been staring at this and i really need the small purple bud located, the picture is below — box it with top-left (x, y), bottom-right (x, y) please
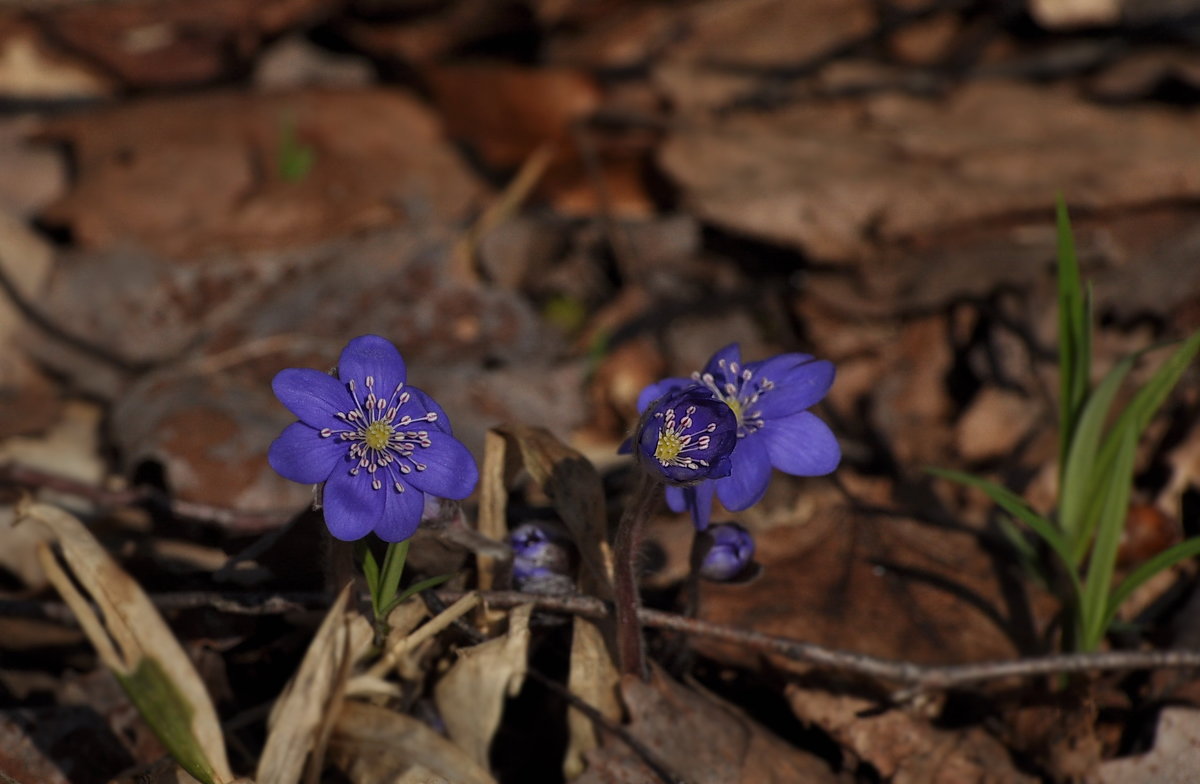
top-left (509, 522), bottom-right (575, 594)
top-left (698, 523), bottom-right (756, 581)
top-left (635, 386), bottom-right (738, 485)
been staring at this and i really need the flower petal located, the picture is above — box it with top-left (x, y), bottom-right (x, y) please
top-left (322, 467), bottom-right (382, 541)
top-left (749, 358), bottom-right (834, 420)
top-left (636, 377), bottom-right (691, 413)
top-left (759, 411), bottom-right (841, 477)
top-left (336, 335), bottom-right (408, 403)
top-left (700, 344), bottom-right (742, 388)
top-left (268, 422), bottom-right (344, 484)
top-left (405, 385), bottom-right (453, 434)
top-left (373, 484), bottom-right (425, 542)
top-left (399, 431), bottom-right (479, 500)
top-left (664, 484), bottom-right (688, 513)
top-left (272, 368), bottom-right (349, 429)
top-left (715, 435), bottom-right (772, 511)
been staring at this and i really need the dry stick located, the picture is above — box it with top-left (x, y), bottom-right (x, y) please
top-left (0, 462), bottom-right (292, 532)
top-left (612, 472), bottom-right (662, 680)
top-left (440, 590), bottom-right (1200, 698)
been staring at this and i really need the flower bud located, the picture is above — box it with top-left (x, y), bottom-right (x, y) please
top-left (698, 523), bottom-right (756, 582)
top-left (509, 522), bottom-right (575, 594)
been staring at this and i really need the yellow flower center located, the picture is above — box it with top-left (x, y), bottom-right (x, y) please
top-left (363, 421), bottom-right (393, 451)
top-left (654, 431), bottom-right (683, 463)
top-left (724, 396), bottom-right (742, 422)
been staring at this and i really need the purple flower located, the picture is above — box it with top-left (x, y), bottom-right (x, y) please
top-left (268, 335), bottom-right (478, 542)
top-left (636, 343), bottom-right (839, 529)
top-left (698, 523), bottom-right (756, 581)
top-left (634, 386), bottom-right (739, 484)
top-left (509, 522), bottom-right (574, 594)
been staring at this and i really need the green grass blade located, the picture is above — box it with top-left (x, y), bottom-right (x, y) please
top-left (927, 468), bottom-right (1081, 600)
top-left (1103, 537), bottom-right (1200, 634)
top-left (386, 572), bottom-right (457, 616)
top-left (1078, 426), bottom-right (1137, 651)
top-left (1079, 331), bottom-right (1200, 559)
top-left (1056, 197), bottom-right (1091, 473)
top-left (1061, 355), bottom-right (1135, 562)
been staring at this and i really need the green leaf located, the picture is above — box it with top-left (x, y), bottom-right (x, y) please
top-left (1103, 537), bottom-right (1200, 634)
top-left (117, 657), bottom-right (218, 784)
top-left (278, 115), bottom-right (315, 183)
top-left (362, 546), bottom-right (381, 617)
top-left (1056, 196), bottom-right (1091, 474)
top-left (1060, 354), bottom-right (1135, 562)
top-left (378, 539), bottom-right (411, 621)
top-left (927, 468), bottom-right (1081, 601)
top-left (385, 572), bottom-right (457, 616)
top-left (1078, 426), bottom-right (1137, 651)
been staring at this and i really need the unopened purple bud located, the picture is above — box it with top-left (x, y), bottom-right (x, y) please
top-left (698, 523), bottom-right (756, 581)
top-left (636, 386), bottom-right (738, 485)
top-left (509, 522), bottom-right (574, 594)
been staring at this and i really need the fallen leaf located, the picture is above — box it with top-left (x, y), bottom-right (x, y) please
top-left (38, 88), bottom-right (484, 257)
top-left (328, 700), bottom-right (497, 784)
top-left (786, 684), bottom-right (1036, 783)
top-left (579, 667), bottom-right (838, 784)
top-left (17, 501), bottom-right (235, 784)
top-left (494, 424), bottom-right (613, 597)
top-left (563, 617), bottom-right (622, 779)
top-left (257, 584), bottom-right (373, 784)
top-left (660, 82), bottom-right (1200, 261)
top-left (434, 604), bottom-right (533, 769)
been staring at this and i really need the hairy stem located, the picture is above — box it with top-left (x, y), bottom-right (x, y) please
top-left (613, 471), bottom-right (662, 680)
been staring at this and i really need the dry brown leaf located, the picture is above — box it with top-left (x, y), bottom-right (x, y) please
top-left (16, 501), bottom-right (235, 784)
top-left (660, 81), bottom-right (1200, 261)
top-left (494, 424), bottom-right (613, 597)
top-left (579, 667), bottom-right (837, 784)
top-left (38, 89), bottom-right (483, 257)
top-left (563, 617), bottom-right (622, 779)
top-left (257, 584), bottom-right (373, 784)
top-left (433, 604), bottom-right (533, 769)
top-left (328, 701), bottom-right (496, 784)
top-left (787, 684), bottom-right (1035, 783)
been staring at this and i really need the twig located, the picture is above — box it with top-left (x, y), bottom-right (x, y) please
top-left (0, 591), bottom-right (328, 623)
top-left (441, 590), bottom-right (1200, 698)
top-left (0, 462), bottom-right (293, 531)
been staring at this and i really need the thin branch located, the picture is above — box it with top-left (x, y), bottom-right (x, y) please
top-left (0, 462), bottom-right (292, 531)
top-left (437, 590), bottom-right (1200, 698)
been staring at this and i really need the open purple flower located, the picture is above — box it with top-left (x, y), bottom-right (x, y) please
top-left (635, 343), bottom-right (839, 528)
top-left (268, 335), bottom-right (478, 543)
top-left (634, 386), bottom-right (738, 484)
top-left (698, 523), bottom-right (756, 581)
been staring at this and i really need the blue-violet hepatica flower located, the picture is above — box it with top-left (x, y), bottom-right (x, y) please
top-left (698, 523), bottom-right (756, 581)
top-left (268, 335), bottom-right (479, 543)
top-left (635, 386), bottom-right (739, 484)
top-left (636, 343), bottom-right (840, 529)
top-left (509, 522), bottom-right (574, 594)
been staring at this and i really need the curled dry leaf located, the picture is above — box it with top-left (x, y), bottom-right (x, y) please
top-left (433, 604), bottom-right (534, 769)
top-left (257, 584), bottom-right (373, 784)
top-left (16, 501), bottom-right (234, 784)
top-left (328, 701), bottom-right (496, 784)
top-left (563, 617), bottom-right (622, 780)
top-left (493, 424), bottom-right (613, 597)
top-left (1096, 707), bottom-right (1200, 784)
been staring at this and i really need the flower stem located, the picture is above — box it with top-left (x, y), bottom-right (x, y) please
top-left (613, 471), bottom-right (661, 680)
top-left (370, 538), bottom-right (409, 642)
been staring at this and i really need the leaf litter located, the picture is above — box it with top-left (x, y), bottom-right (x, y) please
top-left (4, 2), bottom-right (1200, 783)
